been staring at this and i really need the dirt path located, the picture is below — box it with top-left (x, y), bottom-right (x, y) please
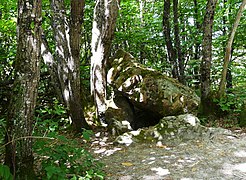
top-left (90, 130), bottom-right (246, 180)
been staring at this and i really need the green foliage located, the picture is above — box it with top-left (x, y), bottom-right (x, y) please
top-left (0, 0), bottom-right (17, 81)
top-left (34, 133), bottom-right (104, 180)
top-left (113, 0), bottom-right (168, 71)
top-left (0, 164), bottom-right (13, 180)
top-left (213, 91), bottom-right (245, 113)
top-left (35, 99), bottom-right (68, 133)
top-left (82, 129), bottom-right (94, 142)
top-left (34, 102), bottom-right (104, 179)
top-left (0, 0), bottom-right (245, 178)
top-left (80, 65), bottom-right (91, 100)
top-left (37, 100), bottom-right (66, 116)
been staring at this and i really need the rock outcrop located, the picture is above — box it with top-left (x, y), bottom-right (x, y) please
top-left (113, 114), bottom-right (233, 146)
top-left (106, 49), bottom-right (200, 130)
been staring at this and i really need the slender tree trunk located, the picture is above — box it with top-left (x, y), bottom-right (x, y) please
top-left (222, 0), bottom-right (233, 92)
top-left (173, 0), bottom-right (185, 84)
top-left (5, 0), bottom-right (42, 178)
top-left (163, 0), bottom-right (179, 79)
top-left (222, 0), bottom-right (228, 35)
top-left (193, 0), bottom-right (202, 88)
top-left (69, 0), bottom-right (90, 131)
top-left (200, 0), bottom-right (218, 115)
top-left (41, 34), bottom-right (63, 102)
top-left (139, 0), bottom-right (146, 64)
top-left (218, 0), bottom-right (246, 97)
top-left (50, 0), bottom-right (71, 108)
top-left (90, 0), bottom-right (119, 124)
top-left (226, 57), bottom-right (233, 90)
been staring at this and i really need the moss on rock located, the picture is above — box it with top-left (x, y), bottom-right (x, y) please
top-left (107, 49), bottom-right (200, 123)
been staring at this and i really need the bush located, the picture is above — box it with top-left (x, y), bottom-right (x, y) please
top-left (213, 92), bottom-right (244, 114)
top-left (33, 103), bottom-right (105, 179)
top-left (33, 133), bottom-right (105, 180)
top-left (0, 164), bottom-right (13, 180)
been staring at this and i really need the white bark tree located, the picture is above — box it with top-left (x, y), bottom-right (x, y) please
top-left (218, 0), bottom-right (246, 97)
top-left (41, 0), bottom-right (90, 131)
top-left (90, 0), bottom-right (119, 124)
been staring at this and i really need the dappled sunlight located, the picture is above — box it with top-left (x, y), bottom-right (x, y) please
top-left (91, 132), bottom-right (123, 157)
top-left (95, 131), bottom-right (246, 179)
top-left (115, 133), bottom-right (133, 146)
top-left (107, 68), bottom-right (116, 84)
top-left (122, 75), bottom-right (143, 89)
top-left (234, 163), bottom-right (246, 173)
top-left (234, 150), bottom-right (246, 157)
top-left (67, 58), bottom-right (75, 72)
top-left (41, 43), bottom-right (54, 65)
top-left (63, 88), bottom-right (69, 102)
top-left (151, 167), bottom-right (170, 176)
top-left (106, 98), bottom-right (120, 109)
top-left (222, 162), bottom-right (246, 175)
top-left (183, 114), bottom-right (198, 126)
top-left (56, 46), bottom-right (65, 59)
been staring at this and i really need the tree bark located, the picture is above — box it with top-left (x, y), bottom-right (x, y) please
top-left (90, 0), bottom-right (119, 124)
top-left (200, 0), bottom-right (218, 115)
top-left (69, 0), bottom-right (90, 131)
top-left (173, 0), bottom-right (185, 84)
top-left (42, 0), bottom-right (89, 131)
top-left (41, 34), bottom-right (63, 102)
top-left (218, 0), bottom-right (246, 97)
top-left (5, 0), bottom-right (42, 178)
top-left (139, 0), bottom-right (146, 64)
top-left (193, 0), bottom-right (202, 88)
top-left (163, 0), bottom-right (179, 79)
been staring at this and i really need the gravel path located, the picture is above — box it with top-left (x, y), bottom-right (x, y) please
top-left (90, 130), bottom-right (246, 180)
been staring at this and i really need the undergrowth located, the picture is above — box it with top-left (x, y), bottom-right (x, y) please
top-left (0, 100), bottom-right (105, 179)
top-left (33, 132), bottom-right (104, 180)
top-left (33, 101), bottom-right (105, 179)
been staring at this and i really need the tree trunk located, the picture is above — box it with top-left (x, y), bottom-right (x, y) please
top-left (163, 0), bottom-right (179, 79)
top-left (193, 0), bottom-right (202, 88)
top-left (90, 0), bottom-right (119, 124)
top-left (226, 60), bottom-right (233, 90)
top-left (218, 0), bottom-right (246, 97)
top-left (41, 34), bottom-right (63, 103)
top-left (69, 0), bottom-right (90, 131)
top-left (139, 0), bottom-right (146, 64)
top-left (5, 0), bottom-right (42, 178)
top-left (173, 0), bottom-right (185, 84)
top-left (42, 0), bottom-right (89, 131)
top-left (200, 0), bottom-right (218, 115)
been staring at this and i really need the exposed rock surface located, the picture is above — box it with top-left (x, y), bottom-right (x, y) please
top-left (99, 132), bottom-right (246, 180)
top-left (90, 122), bottom-right (246, 180)
top-left (106, 49), bottom-right (200, 130)
top-left (114, 114), bottom-right (208, 146)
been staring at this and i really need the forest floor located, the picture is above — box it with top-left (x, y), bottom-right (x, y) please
top-left (89, 127), bottom-right (246, 180)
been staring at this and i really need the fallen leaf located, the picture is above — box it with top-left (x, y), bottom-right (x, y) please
top-left (192, 167), bottom-right (197, 172)
top-left (121, 162), bottom-right (134, 166)
top-left (156, 144), bottom-right (167, 148)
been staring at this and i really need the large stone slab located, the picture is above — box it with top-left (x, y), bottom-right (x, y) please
top-left (106, 49), bottom-right (200, 130)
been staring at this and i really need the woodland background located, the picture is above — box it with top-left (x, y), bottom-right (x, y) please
top-left (0, 0), bottom-right (245, 179)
